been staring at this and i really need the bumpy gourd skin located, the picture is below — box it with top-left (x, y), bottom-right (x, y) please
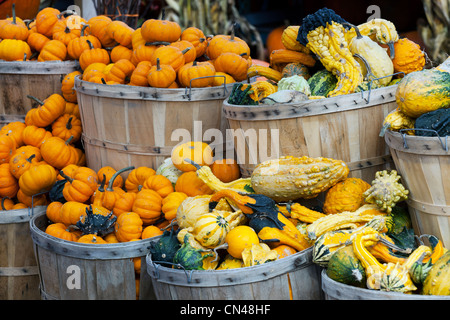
top-left (297, 8), bottom-right (363, 96)
top-left (251, 156), bottom-right (349, 202)
top-left (363, 170), bottom-right (409, 213)
top-left (345, 19), bottom-right (399, 54)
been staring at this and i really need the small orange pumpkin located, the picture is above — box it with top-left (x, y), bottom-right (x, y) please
top-left (210, 159), bottom-right (241, 183)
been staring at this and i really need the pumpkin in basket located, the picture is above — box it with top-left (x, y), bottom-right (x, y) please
top-left (132, 189), bottom-right (163, 225)
top-left (178, 60), bottom-right (216, 88)
top-left (180, 27), bottom-right (208, 58)
top-left (0, 163), bottom-right (18, 198)
top-left (105, 20), bottom-right (134, 47)
top-left (25, 94), bottom-right (66, 128)
top-left (38, 39), bottom-right (67, 61)
top-left (0, 39), bottom-right (32, 61)
top-left (114, 211), bottom-right (143, 242)
top-left (206, 26), bottom-right (250, 60)
top-left (171, 141), bottom-right (213, 172)
top-left (67, 24), bottom-right (102, 60)
top-left (141, 18), bottom-right (182, 44)
top-left (61, 71), bottom-right (82, 103)
top-left (0, 4), bottom-right (28, 41)
top-left (147, 58), bottom-right (176, 88)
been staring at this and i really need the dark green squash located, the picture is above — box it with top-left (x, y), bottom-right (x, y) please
top-left (75, 205), bottom-right (116, 236)
top-left (173, 234), bottom-right (213, 270)
top-left (49, 179), bottom-right (67, 203)
top-left (414, 108), bottom-right (450, 137)
top-left (227, 83), bottom-right (258, 105)
top-left (307, 69), bottom-right (338, 96)
top-left (386, 205), bottom-right (412, 235)
top-left (326, 245), bottom-right (367, 288)
top-left (149, 227), bottom-right (181, 267)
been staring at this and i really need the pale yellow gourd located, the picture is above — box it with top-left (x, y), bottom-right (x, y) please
top-left (348, 24), bottom-right (394, 86)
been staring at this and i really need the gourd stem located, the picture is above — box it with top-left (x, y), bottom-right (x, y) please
top-left (212, 243), bottom-right (228, 262)
top-left (101, 78), bottom-right (107, 85)
top-left (342, 23), bottom-right (362, 39)
top-left (59, 170), bottom-right (74, 183)
top-left (106, 166), bottom-right (135, 191)
top-left (156, 58), bottom-right (161, 71)
top-left (26, 95), bottom-right (44, 106)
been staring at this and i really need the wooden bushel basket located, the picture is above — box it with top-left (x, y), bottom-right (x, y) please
top-left (321, 270), bottom-right (450, 300)
top-left (0, 60), bottom-right (80, 125)
top-left (146, 245), bottom-right (323, 300)
top-left (30, 211), bottom-right (156, 300)
top-left (223, 85), bottom-right (398, 182)
top-left (385, 129), bottom-right (450, 248)
top-left (0, 206), bottom-right (46, 300)
top-left (75, 77), bottom-right (234, 174)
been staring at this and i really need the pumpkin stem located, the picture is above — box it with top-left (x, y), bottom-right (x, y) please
top-left (86, 39), bottom-right (94, 50)
top-left (26, 154), bottom-right (36, 163)
top-left (145, 41), bottom-right (170, 46)
top-left (65, 135), bottom-right (74, 145)
top-left (106, 166), bottom-right (135, 191)
top-left (101, 78), bottom-right (107, 85)
top-left (181, 47), bottom-right (191, 55)
top-left (183, 158), bottom-right (201, 170)
top-left (11, 3), bottom-right (17, 25)
top-left (1, 197), bottom-right (10, 211)
top-left (59, 170), bottom-right (74, 183)
top-left (156, 58), bottom-right (161, 71)
top-left (23, 53), bottom-right (27, 61)
top-left (26, 95), bottom-right (44, 106)
top-left (80, 23), bottom-right (89, 37)
top-left (66, 117), bottom-right (73, 130)
top-left (230, 22), bottom-right (236, 41)
top-left (98, 174), bottom-right (106, 192)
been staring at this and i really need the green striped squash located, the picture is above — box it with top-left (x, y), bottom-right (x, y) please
top-left (326, 245), bottom-right (367, 288)
top-left (396, 69), bottom-right (450, 118)
top-left (307, 69), bottom-right (338, 97)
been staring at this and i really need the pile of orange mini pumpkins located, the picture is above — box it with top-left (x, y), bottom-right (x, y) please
top-left (0, 5), bottom-right (253, 89)
top-left (0, 73), bottom-right (84, 210)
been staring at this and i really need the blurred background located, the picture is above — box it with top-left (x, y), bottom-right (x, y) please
top-left (0, 0), bottom-right (447, 63)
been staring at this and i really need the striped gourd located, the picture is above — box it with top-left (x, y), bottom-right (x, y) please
top-left (312, 217), bottom-right (386, 267)
top-left (307, 69), bottom-right (338, 96)
top-left (396, 69), bottom-right (450, 118)
top-left (192, 210), bottom-right (242, 248)
top-left (326, 246), bottom-right (366, 288)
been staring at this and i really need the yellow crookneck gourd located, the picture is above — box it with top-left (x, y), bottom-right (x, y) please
top-left (379, 108), bottom-right (415, 137)
top-left (352, 227), bottom-right (417, 293)
top-left (187, 159), bottom-right (254, 194)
